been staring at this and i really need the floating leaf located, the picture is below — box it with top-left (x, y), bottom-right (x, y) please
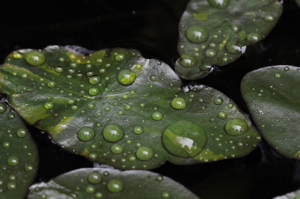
top-left (0, 101), bottom-right (38, 199)
top-left (175, 0), bottom-right (282, 80)
top-left (273, 189), bottom-right (300, 199)
top-left (0, 46), bottom-right (260, 170)
top-left (297, 0), bottom-right (300, 8)
top-left (27, 167), bottom-right (198, 199)
top-left (241, 65), bottom-right (300, 159)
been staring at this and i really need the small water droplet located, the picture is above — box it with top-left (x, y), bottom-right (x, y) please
top-left (77, 127), bottom-right (95, 142)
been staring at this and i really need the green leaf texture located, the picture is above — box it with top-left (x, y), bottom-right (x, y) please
top-left (28, 167), bottom-right (199, 199)
top-left (241, 65), bottom-right (300, 159)
top-left (175, 0), bottom-right (282, 80)
top-left (0, 101), bottom-right (38, 199)
top-left (0, 46), bottom-right (260, 170)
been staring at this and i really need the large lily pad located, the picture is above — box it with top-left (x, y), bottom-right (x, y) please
top-left (28, 167), bottom-right (199, 199)
top-left (0, 101), bottom-right (38, 199)
top-left (0, 46), bottom-right (260, 170)
top-left (241, 65), bottom-right (300, 159)
top-left (273, 189), bottom-right (300, 199)
top-left (175, 0), bottom-right (282, 80)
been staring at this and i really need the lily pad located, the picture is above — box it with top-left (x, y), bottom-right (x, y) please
top-left (297, 0), bottom-right (300, 8)
top-left (0, 46), bottom-right (260, 170)
top-left (0, 101), bottom-right (38, 199)
top-left (241, 65), bottom-right (300, 159)
top-left (273, 189), bottom-right (300, 199)
top-left (175, 0), bottom-right (282, 80)
top-left (27, 167), bottom-right (198, 199)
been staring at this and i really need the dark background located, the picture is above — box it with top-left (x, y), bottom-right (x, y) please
top-left (1, 0), bottom-right (300, 198)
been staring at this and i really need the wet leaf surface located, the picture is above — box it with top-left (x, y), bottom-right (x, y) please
top-left (0, 101), bottom-right (38, 199)
top-left (175, 0), bottom-right (282, 80)
top-left (241, 65), bottom-right (300, 159)
top-left (0, 46), bottom-right (260, 170)
top-left (273, 189), bottom-right (300, 199)
top-left (28, 167), bottom-right (198, 199)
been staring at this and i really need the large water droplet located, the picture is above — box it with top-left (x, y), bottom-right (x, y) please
top-left (118, 69), bottom-right (136, 86)
top-left (162, 121), bottom-right (206, 158)
top-left (86, 185), bottom-right (95, 193)
top-left (208, 0), bottom-right (230, 9)
top-left (115, 54), bottom-right (125, 61)
top-left (89, 88), bottom-right (100, 96)
top-left (111, 144), bottom-right (123, 154)
top-left (171, 97), bottom-right (187, 110)
top-left (214, 97), bottom-right (223, 105)
top-left (136, 146), bottom-right (153, 161)
top-left (103, 124), bottom-right (124, 142)
top-left (89, 76), bottom-right (101, 85)
top-left (205, 49), bottom-right (217, 58)
top-left (26, 51), bottom-right (45, 66)
top-left (186, 25), bottom-right (208, 44)
top-left (7, 156), bottom-right (20, 166)
top-left (13, 51), bottom-right (24, 59)
top-left (226, 40), bottom-right (241, 54)
top-left (152, 112), bottom-right (163, 121)
top-left (0, 103), bottom-right (7, 114)
top-left (77, 127), bottom-right (95, 142)
top-left (17, 128), bottom-right (28, 138)
top-left (44, 102), bottom-right (54, 110)
top-left (134, 126), bottom-right (143, 135)
top-left (179, 54), bottom-right (197, 68)
top-left (225, 118), bottom-right (249, 136)
top-left (107, 180), bottom-right (123, 193)
top-left (88, 172), bottom-right (102, 184)
top-left (247, 33), bottom-right (261, 43)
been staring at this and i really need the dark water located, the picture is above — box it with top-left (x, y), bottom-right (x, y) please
top-left (1, 0), bottom-right (300, 198)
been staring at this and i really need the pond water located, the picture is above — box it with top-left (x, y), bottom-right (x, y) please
top-left (1, 0), bottom-right (300, 198)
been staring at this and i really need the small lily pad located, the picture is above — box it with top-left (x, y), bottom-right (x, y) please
top-left (27, 168), bottom-right (199, 199)
top-left (176, 0), bottom-right (282, 79)
top-left (273, 189), bottom-right (300, 199)
top-left (241, 65), bottom-right (300, 159)
top-left (0, 101), bottom-right (38, 199)
top-left (0, 46), bottom-right (260, 170)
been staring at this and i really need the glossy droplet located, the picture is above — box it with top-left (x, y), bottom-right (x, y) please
top-left (44, 102), bottom-right (54, 110)
top-left (9, 175), bottom-right (16, 181)
top-left (107, 180), bottom-right (124, 193)
top-left (226, 40), bottom-right (241, 54)
top-left (111, 144), bottom-right (123, 154)
top-left (247, 33), bottom-right (261, 43)
top-left (124, 104), bottom-right (132, 111)
top-left (77, 127), bottom-right (95, 142)
top-left (118, 69), bottom-right (136, 86)
top-left (162, 191), bottom-right (171, 198)
top-left (103, 124), bottom-right (124, 142)
top-left (136, 64), bottom-right (142, 69)
top-left (89, 76), bottom-right (101, 85)
top-left (150, 75), bottom-right (156, 82)
top-left (171, 97), bottom-right (186, 110)
top-left (179, 54), bottom-right (197, 68)
top-left (208, 0), bottom-right (229, 9)
top-left (26, 50), bottom-right (45, 66)
top-left (162, 121), bottom-right (206, 158)
top-left (136, 146), bottom-right (153, 161)
top-left (47, 81), bottom-right (56, 88)
top-left (88, 172), bottom-right (102, 184)
top-left (3, 141), bottom-right (10, 148)
top-left (95, 192), bottom-right (103, 198)
top-left (0, 103), bottom-right (7, 114)
top-left (7, 156), bottom-right (20, 166)
top-left (274, 73), bottom-right (281, 78)
top-left (86, 185), bottom-right (95, 193)
top-left (152, 111), bottom-right (163, 121)
top-left (156, 175), bottom-right (163, 181)
top-left (230, 24), bottom-right (241, 33)
top-left (218, 112), bottom-right (227, 119)
top-left (88, 103), bottom-right (95, 109)
top-left (17, 128), bottom-right (28, 138)
top-left (13, 51), bottom-right (24, 59)
top-left (186, 25), bottom-right (208, 44)
top-left (214, 97), bottom-right (223, 105)
top-left (55, 67), bottom-right (63, 73)
top-left (134, 126), bottom-right (143, 135)
top-left (89, 88), bottom-right (100, 96)
top-left (25, 165), bottom-right (33, 172)
top-left (225, 118), bottom-right (249, 136)
top-left (264, 14), bottom-right (274, 22)
top-left (206, 49), bottom-right (216, 58)
top-left (115, 54), bottom-right (125, 61)
top-left (7, 182), bottom-right (17, 190)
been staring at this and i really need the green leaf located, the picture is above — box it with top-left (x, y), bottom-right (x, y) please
top-left (273, 189), bottom-right (300, 199)
top-left (0, 46), bottom-right (260, 170)
top-left (241, 65), bottom-right (300, 159)
top-left (27, 167), bottom-right (199, 199)
top-left (297, 0), bottom-right (300, 8)
top-left (0, 101), bottom-right (38, 199)
top-left (175, 0), bottom-right (282, 80)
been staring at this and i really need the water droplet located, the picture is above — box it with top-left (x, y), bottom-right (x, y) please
top-left (22, 73), bottom-right (28, 78)
top-left (124, 104), bottom-right (132, 111)
top-left (150, 75), bottom-right (157, 82)
top-left (107, 180), bottom-right (123, 193)
top-left (136, 146), bottom-right (153, 161)
top-left (226, 40), bottom-right (241, 54)
top-left (156, 175), bottom-right (163, 181)
top-left (44, 102), bottom-right (54, 110)
top-left (17, 128), bottom-right (28, 138)
top-left (179, 54), bottom-right (197, 68)
top-left (7, 156), bottom-right (20, 166)
top-left (206, 49), bottom-right (216, 58)
top-left (171, 97), bottom-right (187, 110)
top-left (208, 0), bottom-right (229, 9)
top-left (55, 67), bottom-right (63, 73)
top-left (136, 64), bottom-right (142, 69)
top-left (77, 127), bottom-right (95, 142)
top-left (88, 103), bottom-right (95, 109)
top-left (95, 192), bottom-right (103, 198)
top-left (214, 97), bottom-right (223, 105)
top-left (25, 165), bottom-right (33, 172)
top-left (0, 103), bottom-right (7, 114)
top-left (118, 69), bottom-right (136, 86)
top-left (86, 185), bottom-right (95, 193)
top-left (162, 121), bottom-right (206, 158)
top-left (111, 144), bottom-right (123, 154)
top-left (47, 81), bottom-right (56, 88)
top-left (115, 54), bottom-right (125, 61)
top-left (7, 182), bottom-right (17, 190)
top-left (13, 51), bottom-right (24, 59)
top-left (152, 111), bottom-right (163, 121)
top-left (89, 76), bottom-right (101, 85)
top-left (105, 106), bottom-right (111, 112)
top-left (247, 33), bottom-right (261, 42)
top-left (129, 156), bottom-right (136, 161)
top-left (134, 126), bottom-right (143, 135)
top-left (88, 172), bottom-right (102, 184)
top-left (274, 73), bottom-right (281, 78)
top-left (161, 191), bottom-right (171, 198)
top-left (186, 25), bottom-right (208, 43)
top-left (225, 118), bottom-right (249, 136)
top-left (89, 88), bottom-right (100, 96)
top-left (9, 175), bottom-right (16, 181)
top-left (284, 66), bottom-right (289, 71)
top-left (103, 124), bottom-right (124, 142)
top-left (3, 141), bottom-right (10, 148)
top-left (230, 24), bottom-right (241, 33)
top-left (26, 50), bottom-right (45, 66)
top-left (264, 14), bottom-right (274, 22)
